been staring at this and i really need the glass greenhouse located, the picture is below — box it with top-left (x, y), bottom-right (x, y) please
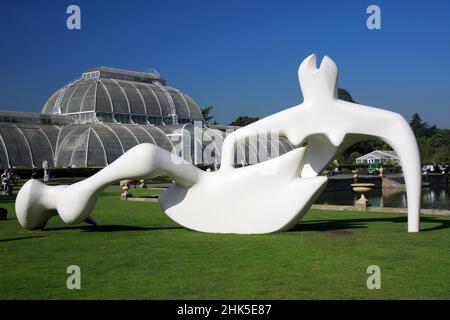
top-left (0, 67), bottom-right (293, 169)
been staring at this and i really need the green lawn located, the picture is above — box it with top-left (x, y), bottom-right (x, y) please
top-left (1, 188), bottom-right (450, 299)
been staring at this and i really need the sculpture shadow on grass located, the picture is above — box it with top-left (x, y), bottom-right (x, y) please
top-left (0, 235), bottom-right (50, 243)
top-left (0, 225), bottom-right (182, 243)
top-left (292, 216), bottom-right (450, 233)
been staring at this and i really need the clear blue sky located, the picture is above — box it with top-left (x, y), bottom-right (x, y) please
top-left (0, 0), bottom-right (449, 127)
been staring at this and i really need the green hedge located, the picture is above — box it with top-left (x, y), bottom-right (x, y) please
top-left (326, 163), bottom-right (403, 174)
top-left (8, 168), bottom-right (173, 183)
top-left (9, 168), bottom-right (101, 179)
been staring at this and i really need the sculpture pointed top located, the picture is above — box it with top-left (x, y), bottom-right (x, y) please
top-left (298, 54), bottom-right (338, 102)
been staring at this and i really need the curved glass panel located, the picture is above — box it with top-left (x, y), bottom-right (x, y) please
top-left (87, 130), bottom-right (107, 167)
top-left (183, 94), bottom-right (204, 120)
top-left (202, 128), bottom-right (224, 165)
top-left (69, 129), bottom-right (89, 168)
top-left (149, 85), bottom-right (172, 117)
top-left (0, 136), bottom-right (9, 168)
top-left (38, 125), bottom-right (60, 156)
top-left (140, 126), bottom-right (173, 151)
top-left (101, 79), bottom-right (130, 114)
top-left (279, 137), bottom-right (294, 154)
top-left (117, 81), bottom-right (146, 115)
top-left (56, 125), bottom-right (89, 167)
top-left (124, 125), bottom-right (156, 144)
top-left (67, 84), bottom-right (90, 113)
top-left (103, 123), bottom-right (139, 152)
top-left (0, 124), bottom-right (32, 167)
top-left (58, 86), bottom-right (77, 114)
top-left (247, 138), bottom-right (259, 165)
top-left (42, 89), bottom-right (62, 114)
top-left (91, 124), bottom-right (123, 164)
top-left (167, 88), bottom-right (190, 119)
top-left (234, 142), bottom-right (246, 166)
top-left (96, 81), bottom-right (113, 113)
top-left (134, 84), bottom-right (162, 116)
top-left (80, 83), bottom-right (96, 112)
top-left (56, 125), bottom-right (78, 153)
top-left (18, 125), bottom-right (55, 167)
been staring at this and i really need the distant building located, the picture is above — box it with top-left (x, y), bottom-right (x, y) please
top-left (355, 150), bottom-right (400, 165)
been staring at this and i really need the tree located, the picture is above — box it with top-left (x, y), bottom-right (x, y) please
top-left (409, 113), bottom-right (437, 138)
top-left (201, 106), bottom-right (214, 124)
top-left (338, 88), bottom-right (355, 103)
top-left (335, 88), bottom-right (397, 164)
top-left (416, 128), bottom-right (450, 163)
top-left (346, 151), bottom-right (363, 164)
top-left (338, 139), bottom-right (389, 165)
top-left (229, 116), bottom-right (259, 127)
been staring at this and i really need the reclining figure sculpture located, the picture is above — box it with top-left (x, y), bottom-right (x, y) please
top-left (15, 54), bottom-right (422, 233)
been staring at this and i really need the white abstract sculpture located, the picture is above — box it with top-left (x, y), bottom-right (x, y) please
top-left (15, 54), bottom-right (422, 233)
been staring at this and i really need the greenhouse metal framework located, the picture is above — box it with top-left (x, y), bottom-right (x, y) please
top-left (0, 67), bottom-right (293, 169)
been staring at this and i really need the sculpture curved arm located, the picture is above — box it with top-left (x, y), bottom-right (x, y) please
top-left (298, 101), bottom-right (421, 232)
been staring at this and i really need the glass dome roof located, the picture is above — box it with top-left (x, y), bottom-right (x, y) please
top-left (41, 67), bottom-right (204, 125)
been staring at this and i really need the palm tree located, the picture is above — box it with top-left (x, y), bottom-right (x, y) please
top-left (201, 106), bottom-right (214, 124)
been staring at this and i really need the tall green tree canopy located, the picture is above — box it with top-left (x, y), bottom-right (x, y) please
top-left (409, 112), bottom-right (438, 138)
top-left (335, 88), bottom-right (388, 164)
top-left (411, 113), bottom-right (449, 163)
top-left (338, 88), bottom-right (355, 103)
top-left (229, 116), bottom-right (259, 127)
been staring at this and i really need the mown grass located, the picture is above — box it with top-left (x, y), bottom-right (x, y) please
top-left (1, 188), bottom-right (450, 300)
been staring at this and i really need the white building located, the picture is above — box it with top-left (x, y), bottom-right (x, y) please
top-left (355, 150), bottom-right (400, 164)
